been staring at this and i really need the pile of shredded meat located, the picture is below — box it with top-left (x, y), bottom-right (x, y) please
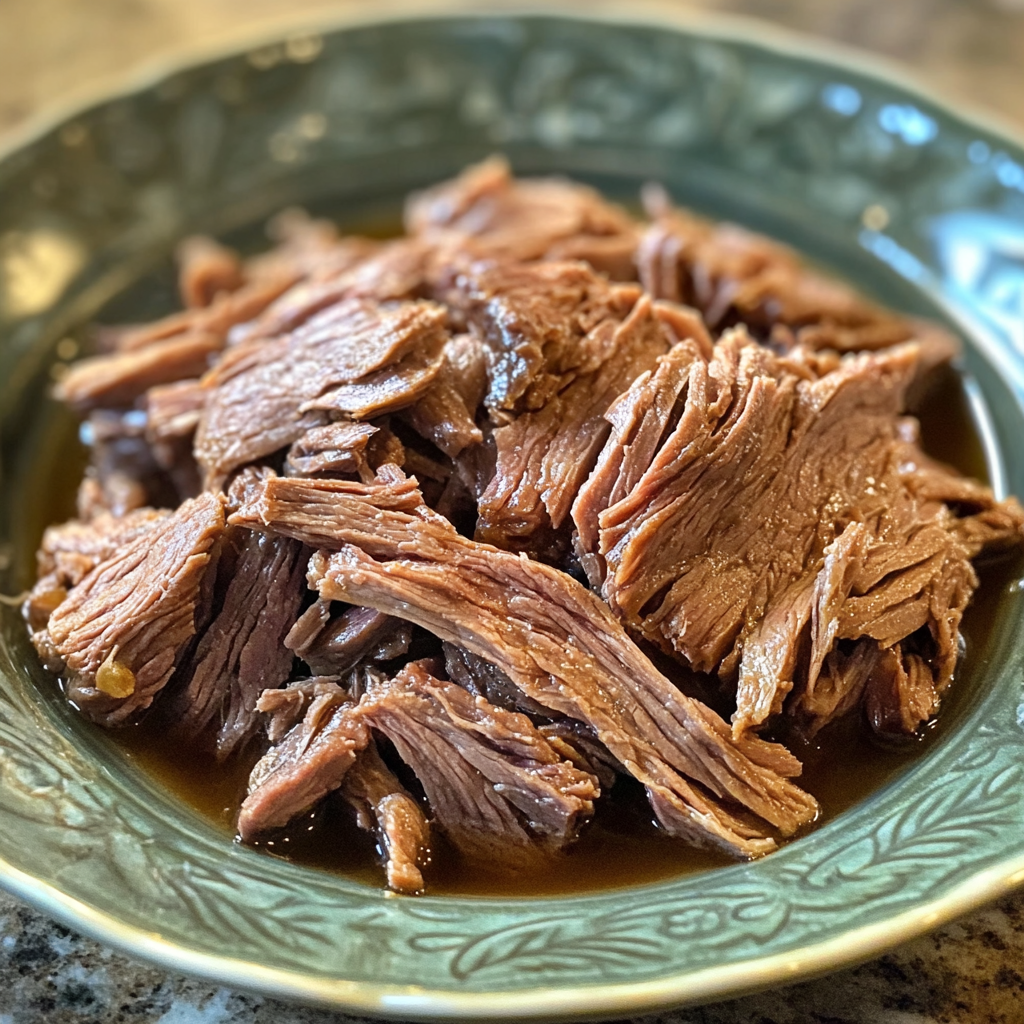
top-left (25, 157), bottom-right (1024, 894)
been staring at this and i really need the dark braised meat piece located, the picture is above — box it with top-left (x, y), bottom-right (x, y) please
top-left (537, 719), bottom-right (621, 791)
top-left (456, 261), bottom-right (675, 558)
top-left (443, 642), bottom-right (554, 718)
top-left (401, 334), bottom-right (485, 459)
top-left (195, 297), bottom-right (448, 488)
top-left (360, 662), bottom-right (598, 859)
top-left (637, 185), bottom-right (960, 354)
top-left (167, 529), bottom-right (308, 759)
top-left (339, 740), bottom-right (431, 894)
top-left (32, 493), bottom-right (225, 726)
top-left (77, 409), bottom-right (180, 517)
top-left (285, 600), bottom-right (412, 676)
top-left (576, 330), bottom-right (1024, 737)
top-left (407, 156), bottom-right (639, 279)
top-left (238, 682), bottom-right (369, 841)
top-left (229, 471), bottom-right (817, 856)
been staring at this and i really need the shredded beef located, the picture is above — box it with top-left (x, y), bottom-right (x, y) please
top-left (30, 163), bottom-right (1024, 895)
top-left (456, 261), bottom-right (675, 556)
top-left (238, 683), bottom-right (369, 840)
top-left (339, 740), bottom-right (430, 894)
top-left (256, 677), bottom-right (344, 743)
top-left (23, 507), bottom-right (171, 632)
top-left (407, 156), bottom-right (638, 279)
top-left (107, 266), bottom-right (300, 355)
top-left (146, 379), bottom-right (206, 444)
top-left (34, 493), bottom-right (225, 726)
top-left (195, 297), bottom-right (448, 487)
top-left (167, 529), bottom-right (308, 758)
top-left (231, 238), bottom-right (429, 347)
top-left (229, 471), bottom-right (816, 855)
top-left (284, 422), bottom-right (378, 477)
top-left (578, 329), bottom-right (1024, 737)
top-left (176, 236), bottom-right (245, 309)
top-left (56, 333), bottom-right (221, 412)
top-left (637, 185), bottom-right (959, 354)
top-left (360, 662), bottom-right (598, 857)
top-left (401, 334), bottom-right (485, 458)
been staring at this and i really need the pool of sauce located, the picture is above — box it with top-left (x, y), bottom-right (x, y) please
top-left (22, 265), bottom-right (1020, 897)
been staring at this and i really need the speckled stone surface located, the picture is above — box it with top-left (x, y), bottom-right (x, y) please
top-left (2, 2), bottom-right (1024, 1022)
top-left (2, 886), bottom-right (1024, 1023)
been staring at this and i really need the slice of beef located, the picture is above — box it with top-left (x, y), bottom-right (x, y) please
top-left (459, 260), bottom-right (644, 412)
top-left (229, 472), bottom-right (817, 855)
top-left (146, 379), bottom-right (207, 445)
top-left (56, 332), bottom-right (221, 412)
top-left (637, 185), bottom-right (958, 353)
top-left (896, 434), bottom-right (1024, 555)
top-left (401, 334), bottom-right (485, 458)
top-left (23, 507), bottom-right (171, 632)
top-left (35, 507), bottom-right (171, 585)
top-left (284, 422), bottom-right (378, 477)
top-left (34, 492), bottom-right (225, 726)
top-left (228, 467), bottom-right (439, 549)
top-left (572, 341), bottom-right (703, 586)
top-left (176, 236), bottom-right (244, 309)
top-left (300, 342), bottom-right (446, 420)
top-left (406, 156), bottom-right (639, 279)
top-left (231, 237), bottom-right (430, 347)
top-left (256, 677), bottom-right (344, 743)
top-left (167, 528), bottom-right (308, 759)
top-left (285, 601), bottom-right (412, 676)
top-left (360, 662), bottom-right (599, 858)
top-left (456, 261), bottom-right (675, 557)
top-left (339, 740), bottom-right (430, 894)
top-left (579, 329), bottom-right (1024, 738)
top-left (238, 682), bottom-right (369, 840)
top-left (195, 297), bottom-right (449, 487)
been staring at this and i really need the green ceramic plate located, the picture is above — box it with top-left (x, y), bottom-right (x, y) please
top-left (2, 6), bottom-right (1024, 1017)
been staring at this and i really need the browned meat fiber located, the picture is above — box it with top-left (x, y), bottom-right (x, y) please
top-left (25, 158), bottom-right (1024, 895)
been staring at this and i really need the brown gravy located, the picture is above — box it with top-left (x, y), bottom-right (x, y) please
top-left (25, 314), bottom-right (1019, 897)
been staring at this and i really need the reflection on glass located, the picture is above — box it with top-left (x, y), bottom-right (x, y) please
top-left (877, 103), bottom-right (938, 145)
top-left (931, 210), bottom-right (1024, 354)
top-left (821, 82), bottom-right (862, 116)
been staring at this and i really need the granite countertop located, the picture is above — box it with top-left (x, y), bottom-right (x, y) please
top-left (2, 1), bottom-right (1024, 1022)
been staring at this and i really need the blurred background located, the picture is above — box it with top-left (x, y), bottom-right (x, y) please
top-left (2, 0), bottom-right (1024, 140)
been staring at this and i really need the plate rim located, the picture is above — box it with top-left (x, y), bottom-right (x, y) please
top-left (2, 4), bottom-right (1024, 1018)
